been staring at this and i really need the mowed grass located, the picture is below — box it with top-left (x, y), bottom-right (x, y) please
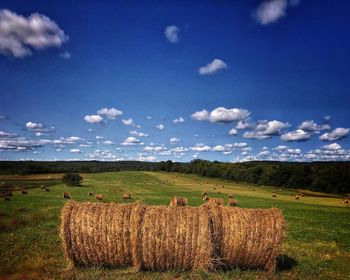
top-left (0, 171), bottom-right (349, 280)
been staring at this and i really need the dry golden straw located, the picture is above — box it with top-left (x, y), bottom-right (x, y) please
top-left (61, 202), bottom-right (285, 273)
top-left (169, 196), bottom-right (188, 207)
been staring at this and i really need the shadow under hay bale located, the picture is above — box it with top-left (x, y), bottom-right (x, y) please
top-left (60, 202), bottom-right (285, 273)
top-left (88, 192), bottom-right (93, 196)
top-left (276, 254), bottom-right (297, 271)
top-left (21, 190), bottom-right (28, 195)
top-left (169, 196), bottom-right (188, 207)
top-left (45, 188), bottom-right (50, 192)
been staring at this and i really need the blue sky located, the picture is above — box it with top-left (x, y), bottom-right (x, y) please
top-left (0, 0), bottom-right (349, 162)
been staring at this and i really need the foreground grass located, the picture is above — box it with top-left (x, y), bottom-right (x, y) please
top-left (0, 171), bottom-right (349, 280)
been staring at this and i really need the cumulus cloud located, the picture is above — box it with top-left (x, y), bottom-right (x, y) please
top-left (121, 136), bottom-right (144, 146)
top-left (165, 25), bottom-right (180, 43)
top-left (69, 149), bottom-right (81, 153)
top-left (319, 128), bottom-right (349, 141)
top-left (156, 124), bottom-right (165, 130)
top-left (84, 115), bottom-right (103, 124)
top-left (173, 117), bottom-right (185, 124)
top-left (228, 128), bottom-right (238, 136)
top-left (191, 144), bottom-right (211, 152)
top-left (97, 107), bottom-right (123, 119)
top-left (298, 120), bottom-right (330, 133)
top-left (191, 109), bottom-right (209, 121)
top-left (243, 120), bottom-right (290, 139)
top-left (122, 118), bottom-right (134, 126)
top-left (0, 9), bottom-right (68, 58)
top-left (129, 131), bottom-right (149, 137)
top-left (322, 143), bottom-right (342, 151)
top-left (210, 107), bottom-right (250, 123)
top-left (103, 140), bottom-right (113, 145)
top-left (254, 0), bottom-right (288, 25)
top-left (199, 59), bottom-right (227, 75)
top-left (170, 137), bottom-right (180, 145)
top-left (281, 129), bottom-right (312, 142)
top-left (26, 121), bottom-right (55, 133)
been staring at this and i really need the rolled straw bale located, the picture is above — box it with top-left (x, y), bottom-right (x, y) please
top-left (123, 193), bottom-right (131, 199)
top-left (61, 202), bottom-right (133, 268)
top-left (207, 197), bottom-right (224, 205)
top-left (88, 192), bottom-right (93, 196)
top-left (95, 194), bottom-right (103, 200)
top-left (61, 202), bottom-right (213, 271)
top-left (294, 195), bottom-right (300, 200)
top-left (272, 192), bottom-right (276, 197)
top-left (228, 194), bottom-right (234, 198)
top-left (203, 205), bottom-right (285, 273)
top-left (227, 198), bottom-right (238, 206)
top-left (169, 196), bottom-right (188, 207)
top-left (64, 192), bottom-right (71, 199)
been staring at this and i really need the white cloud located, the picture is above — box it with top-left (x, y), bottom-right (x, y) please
top-left (274, 145), bottom-right (289, 151)
top-left (0, 9), bottom-right (68, 58)
top-left (84, 115), bottom-right (103, 124)
top-left (236, 120), bottom-right (251, 129)
top-left (26, 121), bottom-right (43, 130)
top-left (298, 120), bottom-right (330, 133)
top-left (69, 149), bottom-right (81, 153)
top-left (199, 59), bottom-right (227, 75)
top-left (129, 131), bottom-right (149, 137)
top-left (319, 128), bottom-right (349, 141)
top-left (281, 129), bottom-right (312, 142)
top-left (191, 109), bottom-right (209, 121)
top-left (0, 115), bottom-right (6, 120)
top-left (254, 0), bottom-right (288, 25)
top-left (173, 117), bottom-right (185, 124)
top-left (191, 144), bottom-right (211, 152)
top-left (165, 25), bottom-right (180, 43)
top-left (60, 51), bottom-right (71, 59)
top-left (209, 107), bottom-right (250, 123)
top-left (170, 137), bottom-right (180, 145)
top-left (170, 147), bottom-right (188, 153)
top-left (144, 146), bottom-right (166, 152)
top-left (97, 107), bottom-right (123, 119)
top-left (146, 116), bottom-right (152, 120)
top-left (122, 118), bottom-right (134, 126)
top-left (121, 136), bottom-right (144, 146)
top-left (156, 124), bottom-right (165, 130)
top-left (103, 140), bottom-right (113, 145)
top-left (244, 120), bottom-right (290, 139)
top-left (228, 128), bottom-right (238, 136)
top-left (322, 143), bottom-right (342, 151)
top-left (212, 145), bottom-right (225, 152)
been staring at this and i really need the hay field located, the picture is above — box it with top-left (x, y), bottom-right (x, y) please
top-left (0, 171), bottom-right (349, 280)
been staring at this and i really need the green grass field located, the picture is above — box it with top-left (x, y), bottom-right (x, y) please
top-left (0, 171), bottom-right (349, 280)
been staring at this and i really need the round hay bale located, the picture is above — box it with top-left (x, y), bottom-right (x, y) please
top-left (202, 191), bottom-right (207, 196)
top-left (169, 196), bottom-right (188, 207)
top-left (64, 192), bottom-right (72, 199)
top-left (207, 197), bottom-right (224, 205)
top-left (272, 192), bottom-right (276, 197)
top-left (61, 201), bottom-right (134, 268)
top-left (294, 195), bottom-right (300, 200)
top-left (204, 205), bottom-right (285, 273)
top-left (95, 194), bottom-right (103, 200)
top-left (343, 199), bottom-right (349, 204)
top-left (228, 194), bottom-right (234, 199)
top-left (123, 193), bottom-right (131, 200)
top-left (227, 198), bottom-right (238, 206)
top-left (88, 192), bottom-right (93, 196)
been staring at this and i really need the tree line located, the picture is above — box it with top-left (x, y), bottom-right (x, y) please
top-left (0, 160), bottom-right (349, 194)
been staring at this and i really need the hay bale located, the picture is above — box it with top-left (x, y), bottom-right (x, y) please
top-left (294, 195), bottom-right (300, 200)
top-left (228, 194), bottom-right (234, 198)
top-left (343, 199), bottom-right (349, 204)
top-left (64, 192), bottom-right (72, 199)
top-left (227, 198), bottom-right (238, 206)
top-left (88, 192), bottom-right (93, 196)
top-left (272, 192), bottom-right (276, 197)
top-left (206, 197), bottom-right (224, 205)
top-left (169, 196), bottom-right (188, 207)
top-left (61, 202), bottom-right (213, 271)
top-left (95, 194), bottom-right (103, 200)
top-left (123, 193), bottom-right (131, 199)
top-left (203, 205), bottom-right (285, 273)
top-left (202, 191), bottom-right (207, 196)
top-left (21, 190), bottom-right (28, 194)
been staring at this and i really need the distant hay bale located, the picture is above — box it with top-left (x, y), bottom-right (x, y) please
top-left (294, 195), bottom-right (300, 200)
top-left (169, 196), bottom-right (188, 207)
top-left (228, 194), bottom-right (234, 198)
top-left (202, 191), bottom-right (207, 196)
top-left (206, 197), bottom-right (224, 205)
top-left (123, 193), bottom-right (131, 199)
top-left (227, 198), bottom-right (238, 206)
top-left (61, 202), bottom-right (213, 271)
top-left (95, 194), bottom-right (103, 200)
top-left (64, 192), bottom-right (72, 199)
top-left (88, 192), bottom-right (93, 196)
top-left (203, 205), bottom-right (285, 273)
top-left (272, 192), bottom-right (277, 197)
top-left (21, 190), bottom-right (28, 195)
top-left (343, 199), bottom-right (349, 204)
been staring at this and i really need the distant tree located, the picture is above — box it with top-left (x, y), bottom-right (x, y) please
top-left (62, 173), bottom-right (83, 186)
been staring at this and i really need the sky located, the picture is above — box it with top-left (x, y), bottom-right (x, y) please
top-left (0, 0), bottom-right (350, 162)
